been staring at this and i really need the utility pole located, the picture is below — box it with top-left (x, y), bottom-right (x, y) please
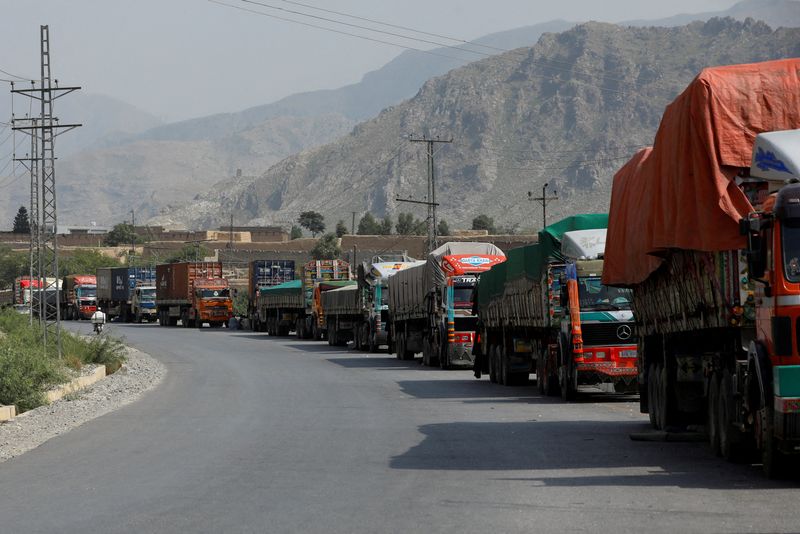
top-left (408, 135), bottom-right (452, 252)
top-left (228, 213), bottom-right (233, 249)
top-left (13, 108), bottom-right (41, 324)
top-left (12, 25), bottom-right (81, 358)
top-left (528, 182), bottom-right (558, 230)
top-left (130, 209), bottom-right (135, 264)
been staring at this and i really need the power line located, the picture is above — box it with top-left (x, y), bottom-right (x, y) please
top-left (209, 0), bottom-right (466, 63)
top-left (274, 0), bottom-right (506, 53)
top-left (0, 66), bottom-right (33, 81)
top-left (212, 1), bottom-right (637, 93)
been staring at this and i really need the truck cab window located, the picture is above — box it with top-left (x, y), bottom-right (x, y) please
top-left (782, 220), bottom-right (800, 283)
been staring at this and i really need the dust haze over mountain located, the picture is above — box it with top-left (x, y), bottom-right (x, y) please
top-left (1, 0), bottom-right (799, 230)
top-left (150, 17), bottom-right (800, 233)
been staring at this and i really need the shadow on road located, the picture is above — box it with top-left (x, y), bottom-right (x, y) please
top-left (389, 420), bottom-right (798, 488)
top-left (283, 343), bottom-right (352, 354)
top-left (324, 356), bottom-right (429, 371)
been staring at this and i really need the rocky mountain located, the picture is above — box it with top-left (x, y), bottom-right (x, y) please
top-left (151, 18), bottom-right (800, 232)
top-left (625, 0), bottom-right (800, 28)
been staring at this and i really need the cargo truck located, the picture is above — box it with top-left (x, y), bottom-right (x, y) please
top-left (96, 267), bottom-right (156, 322)
top-left (389, 242), bottom-right (505, 368)
top-left (246, 260), bottom-right (295, 331)
top-left (61, 275), bottom-right (97, 320)
top-left (477, 216), bottom-right (637, 395)
top-left (255, 260), bottom-right (351, 337)
top-left (13, 276), bottom-right (41, 307)
top-left (603, 59), bottom-right (800, 477)
top-left (319, 283), bottom-right (360, 346)
top-left (156, 262), bottom-right (233, 328)
top-left (352, 257), bottom-right (421, 352)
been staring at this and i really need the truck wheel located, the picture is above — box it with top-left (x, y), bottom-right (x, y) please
top-left (559, 339), bottom-right (576, 401)
top-left (196, 317), bottom-right (203, 329)
top-left (395, 333), bottom-right (403, 360)
top-left (368, 327), bottom-right (378, 353)
top-left (719, 369), bottom-right (746, 462)
top-left (760, 405), bottom-right (788, 479)
top-left (707, 371), bottom-right (721, 456)
top-left (488, 345), bottom-right (498, 384)
top-left (648, 363), bottom-right (659, 428)
top-left (135, 311), bottom-right (142, 324)
top-left (500, 347), bottom-right (510, 386)
top-left (536, 356), bottom-right (545, 394)
top-left (328, 325), bottom-right (335, 346)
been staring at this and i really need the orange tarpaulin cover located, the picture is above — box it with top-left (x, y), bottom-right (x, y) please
top-left (603, 59), bottom-right (800, 286)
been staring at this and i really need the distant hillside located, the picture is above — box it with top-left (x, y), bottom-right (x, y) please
top-left (625, 0), bottom-right (800, 28)
top-left (149, 18), bottom-right (800, 232)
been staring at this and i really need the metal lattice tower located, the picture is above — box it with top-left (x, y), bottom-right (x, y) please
top-left (11, 25), bottom-right (81, 357)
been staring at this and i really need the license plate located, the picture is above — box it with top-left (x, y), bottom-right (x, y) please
top-left (621, 350), bottom-right (637, 358)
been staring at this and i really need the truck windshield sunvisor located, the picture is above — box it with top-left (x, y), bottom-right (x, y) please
top-left (198, 289), bottom-right (230, 298)
top-left (782, 219), bottom-right (800, 283)
top-left (578, 277), bottom-right (632, 311)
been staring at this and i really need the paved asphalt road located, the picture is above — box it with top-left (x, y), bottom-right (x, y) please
top-left (1, 323), bottom-right (800, 533)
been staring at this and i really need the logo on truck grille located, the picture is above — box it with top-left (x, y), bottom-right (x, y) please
top-left (616, 325), bottom-right (632, 340)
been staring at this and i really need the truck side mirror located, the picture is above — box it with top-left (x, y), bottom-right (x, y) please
top-left (741, 215), bottom-right (769, 281)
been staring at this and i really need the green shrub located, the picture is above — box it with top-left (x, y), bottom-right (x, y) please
top-left (0, 309), bottom-right (127, 411)
top-left (0, 340), bottom-right (65, 412)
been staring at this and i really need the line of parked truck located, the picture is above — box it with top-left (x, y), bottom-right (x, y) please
top-left (4, 59), bottom-right (799, 478)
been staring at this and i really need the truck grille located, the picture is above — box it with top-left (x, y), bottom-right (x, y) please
top-left (581, 322), bottom-right (637, 347)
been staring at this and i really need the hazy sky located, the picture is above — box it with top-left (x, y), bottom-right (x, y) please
top-left (1, 0), bottom-right (740, 121)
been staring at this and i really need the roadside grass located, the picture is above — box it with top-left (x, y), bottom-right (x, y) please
top-left (0, 309), bottom-right (126, 412)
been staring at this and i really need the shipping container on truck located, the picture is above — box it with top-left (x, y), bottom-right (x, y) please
top-left (247, 260), bottom-right (295, 331)
top-left (351, 256), bottom-right (420, 353)
top-left (155, 262), bottom-right (233, 328)
top-left (61, 274), bottom-right (97, 320)
top-left (477, 216), bottom-right (637, 394)
top-left (603, 59), bottom-right (800, 477)
top-left (96, 267), bottom-right (157, 322)
top-left (389, 242), bottom-right (505, 368)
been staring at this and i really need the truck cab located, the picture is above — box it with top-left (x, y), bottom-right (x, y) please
top-left (191, 279), bottom-right (233, 327)
top-left (738, 130), bottom-right (800, 472)
top-left (132, 286), bottom-right (157, 322)
top-left (438, 254), bottom-right (505, 368)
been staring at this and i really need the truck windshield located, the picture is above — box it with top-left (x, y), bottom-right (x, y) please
top-left (578, 277), bottom-right (631, 311)
top-left (140, 289), bottom-right (156, 300)
top-left (78, 287), bottom-right (97, 298)
top-left (453, 284), bottom-right (475, 308)
top-left (198, 289), bottom-right (230, 298)
top-left (782, 219), bottom-right (800, 283)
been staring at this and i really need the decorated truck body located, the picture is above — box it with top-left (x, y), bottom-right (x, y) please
top-left (389, 242), bottom-right (505, 368)
top-left (96, 267), bottom-right (157, 322)
top-left (603, 59), bottom-right (800, 477)
top-left (319, 283), bottom-right (360, 346)
top-left (60, 274), bottom-right (97, 320)
top-left (247, 260), bottom-right (295, 330)
top-left (255, 260), bottom-right (351, 337)
top-left (477, 216), bottom-right (637, 395)
top-left (156, 262), bottom-right (233, 328)
top-left (352, 257), bottom-right (421, 352)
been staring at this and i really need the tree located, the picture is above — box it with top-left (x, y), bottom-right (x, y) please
top-left (104, 223), bottom-right (141, 247)
top-left (290, 225), bottom-right (303, 240)
top-left (335, 220), bottom-right (348, 238)
top-left (12, 206), bottom-right (30, 234)
top-left (310, 233), bottom-right (341, 260)
top-left (0, 246), bottom-right (28, 288)
top-left (298, 211), bottom-right (325, 237)
top-left (396, 213), bottom-right (425, 235)
top-left (437, 219), bottom-right (450, 237)
top-left (60, 249), bottom-right (120, 276)
top-left (357, 213), bottom-right (381, 235)
top-left (472, 214), bottom-right (496, 235)
top-left (166, 243), bottom-right (211, 263)
top-left (379, 216), bottom-right (392, 236)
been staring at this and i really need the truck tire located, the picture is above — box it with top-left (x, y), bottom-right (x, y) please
top-left (536, 356), bottom-right (545, 394)
top-left (395, 333), bottom-right (403, 360)
top-left (719, 369), bottom-right (747, 462)
top-left (559, 338), bottom-right (576, 401)
top-left (761, 405), bottom-right (788, 479)
top-left (368, 326), bottom-right (378, 353)
top-left (707, 371), bottom-right (721, 456)
top-left (328, 324), bottom-right (335, 346)
top-left (500, 347), bottom-right (510, 386)
top-left (488, 345), bottom-right (498, 384)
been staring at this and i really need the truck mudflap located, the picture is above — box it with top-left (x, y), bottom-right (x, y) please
top-left (447, 340), bottom-right (475, 367)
